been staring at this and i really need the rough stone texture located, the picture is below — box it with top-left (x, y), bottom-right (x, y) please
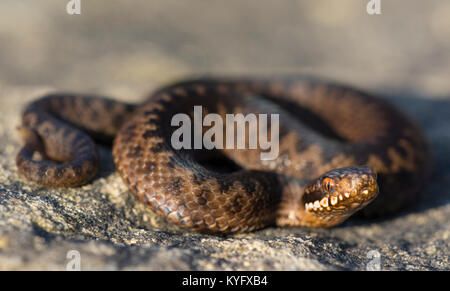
top-left (0, 0), bottom-right (449, 270)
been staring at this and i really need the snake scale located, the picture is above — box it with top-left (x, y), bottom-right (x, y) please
top-left (16, 78), bottom-right (431, 234)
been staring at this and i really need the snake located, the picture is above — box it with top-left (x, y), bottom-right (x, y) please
top-left (15, 77), bottom-right (431, 234)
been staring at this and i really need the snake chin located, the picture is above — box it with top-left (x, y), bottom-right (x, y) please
top-left (301, 166), bottom-right (379, 226)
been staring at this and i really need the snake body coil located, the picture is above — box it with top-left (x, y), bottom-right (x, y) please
top-left (16, 78), bottom-right (431, 234)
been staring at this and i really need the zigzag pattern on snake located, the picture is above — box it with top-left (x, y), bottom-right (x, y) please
top-left (16, 78), bottom-right (431, 234)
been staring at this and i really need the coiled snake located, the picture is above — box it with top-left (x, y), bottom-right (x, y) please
top-left (16, 78), bottom-right (431, 234)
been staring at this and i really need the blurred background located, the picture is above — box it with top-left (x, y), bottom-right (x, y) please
top-left (0, 0), bottom-right (449, 99)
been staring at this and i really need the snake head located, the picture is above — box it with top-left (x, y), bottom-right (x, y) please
top-left (301, 165), bottom-right (379, 227)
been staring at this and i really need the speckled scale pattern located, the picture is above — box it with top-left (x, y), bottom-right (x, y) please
top-left (16, 78), bottom-right (431, 234)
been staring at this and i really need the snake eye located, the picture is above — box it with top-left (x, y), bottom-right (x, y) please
top-left (322, 178), bottom-right (335, 192)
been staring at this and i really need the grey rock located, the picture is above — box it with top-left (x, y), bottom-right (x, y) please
top-left (0, 87), bottom-right (448, 271)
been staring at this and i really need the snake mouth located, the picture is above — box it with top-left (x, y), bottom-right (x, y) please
top-left (302, 166), bottom-right (379, 219)
top-left (304, 185), bottom-right (378, 213)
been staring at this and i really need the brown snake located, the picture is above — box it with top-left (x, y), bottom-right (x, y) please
top-left (16, 78), bottom-right (431, 234)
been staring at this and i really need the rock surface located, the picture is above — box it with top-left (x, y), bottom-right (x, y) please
top-left (0, 0), bottom-right (449, 270)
